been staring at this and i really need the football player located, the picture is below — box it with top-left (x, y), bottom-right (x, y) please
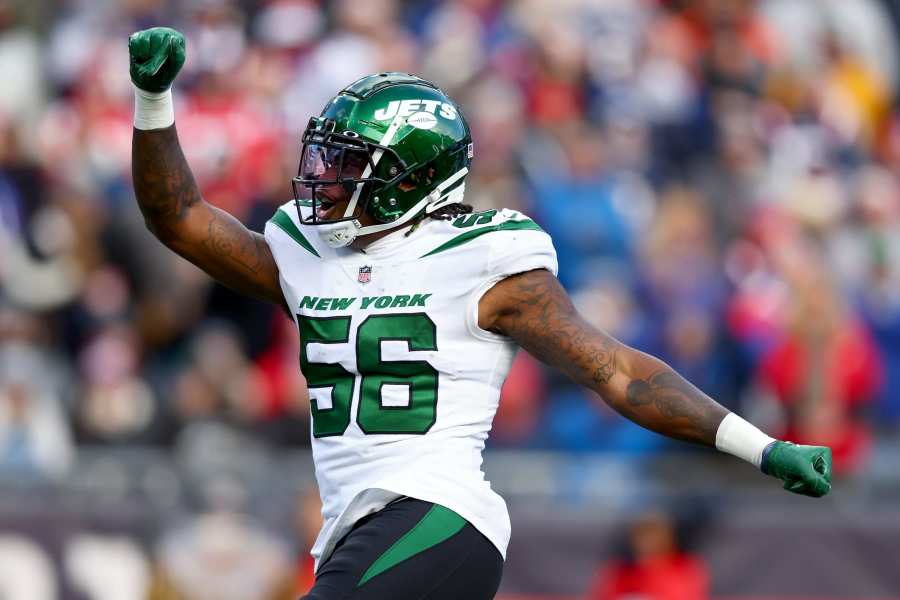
top-left (129, 28), bottom-right (832, 600)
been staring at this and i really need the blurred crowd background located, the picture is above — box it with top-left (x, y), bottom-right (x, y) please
top-left (3, 0), bottom-right (900, 598)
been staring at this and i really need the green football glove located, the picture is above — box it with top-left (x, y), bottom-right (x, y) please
top-left (761, 441), bottom-right (832, 498)
top-left (128, 27), bottom-right (186, 93)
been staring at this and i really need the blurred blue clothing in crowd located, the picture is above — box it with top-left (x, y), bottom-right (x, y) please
top-left (530, 175), bottom-right (634, 291)
top-left (860, 298), bottom-right (900, 426)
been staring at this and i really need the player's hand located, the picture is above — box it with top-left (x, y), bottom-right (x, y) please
top-left (129, 27), bottom-right (186, 93)
top-left (762, 441), bottom-right (832, 497)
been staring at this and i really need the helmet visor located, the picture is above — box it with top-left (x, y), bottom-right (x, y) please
top-left (294, 143), bottom-right (371, 223)
top-left (299, 144), bottom-right (369, 182)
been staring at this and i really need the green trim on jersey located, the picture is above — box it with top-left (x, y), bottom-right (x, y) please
top-left (420, 219), bottom-right (544, 258)
top-left (269, 209), bottom-right (320, 257)
top-left (358, 504), bottom-right (467, 587)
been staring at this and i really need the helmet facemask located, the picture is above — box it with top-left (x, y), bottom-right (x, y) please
top-left (292, 117), bottom-right (410, 229)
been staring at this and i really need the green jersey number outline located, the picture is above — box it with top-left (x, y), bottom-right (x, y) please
top-left (452, 209), bottom-right (497, 229)
top-left (298, 312), bottom-right (438, 437)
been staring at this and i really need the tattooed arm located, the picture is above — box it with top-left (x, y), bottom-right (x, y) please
top-left (132, 126), bottom-right (285, 307)
top-left (479, 268), bottom-right (728, 445)
top-left (480, 267), bottom-right (833, 496)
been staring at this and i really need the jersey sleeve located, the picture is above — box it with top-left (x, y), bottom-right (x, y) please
top-left (264, 201), bottom-right (321, 315)
top-left (263, 220), bottom-right (298, 316)
top-left (465, 209), bottom-right (558, 342)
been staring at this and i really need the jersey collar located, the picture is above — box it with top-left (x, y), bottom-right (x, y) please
top-left (359, 222), bottom-right (416, 257)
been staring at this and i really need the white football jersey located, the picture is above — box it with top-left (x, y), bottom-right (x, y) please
top-left (264, 201), bottom-right (558, 569)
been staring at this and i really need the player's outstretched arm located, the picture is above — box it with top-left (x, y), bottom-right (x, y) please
top-left (480, 268), bottom-right (832, 497)
top-left (130, 27), bottom-right (284, 306)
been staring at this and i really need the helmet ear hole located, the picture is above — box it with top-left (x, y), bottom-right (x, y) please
top-left (398, 165), bottom-right (436, 192)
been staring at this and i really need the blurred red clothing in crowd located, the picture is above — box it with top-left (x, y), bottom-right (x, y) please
top-left (178, 91), bottom-right (281, 218)
top-left (758, 319), bottom-right (882, 475)
top-left (294, 553), bottom-right (315, 596)
top-left (586, 513), bottom-right (709, 600)
top-left (588, 555), bottom-right (709, 600)
top-left (255, 314), bottom-right (307, 420)
top-left (658, 0), bottom-right (782, 67)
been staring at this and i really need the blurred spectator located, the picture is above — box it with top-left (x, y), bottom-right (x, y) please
top-left (290, 486), bottom-right (322, 596)
top-left (0, 0), bottom-right (44, 126)
top-left (756, 232), bottom-right (882, 475)
top-left (178, 2), bottom-right (282, 218)
top-left (585, 511), bottom-right (709, 600)
top-left (493, 352), bottom-right (546, 446)
top-left (525, 121), bottom-right (637, 291)
top-left (0, 345), bottom-right (73, 480)
top-left (830, 166), bottom-right (900, 428)
top-left (74, 322), bottom-right (166, 445)
top-left (147, 477), bottom-right (294, 600)
top-left (281, 0), bottom-right (416, 132)
top-left (0, 116), bottom-right (84, 310)
top-left (170, 321), bottom-right (270, 440)
top-left (637, 186), bottom-right (745, 410)
top-left (817, 31), bottom-right (889, 150)
top-left (251, 314), bottom-right (311, 446)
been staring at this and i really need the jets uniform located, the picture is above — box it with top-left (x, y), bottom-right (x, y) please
top-left (265, 203), bottom-right (557, 568)
top-left (264, 70), bottom-right (556, 598)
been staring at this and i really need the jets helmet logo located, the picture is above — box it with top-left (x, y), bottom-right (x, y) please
top-left (373, 99), bottom-right (458, 122)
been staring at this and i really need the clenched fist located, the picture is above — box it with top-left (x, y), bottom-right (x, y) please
top-left (763, 441), bottom-right (832, 497)
top-left (129, 27), bottom-right (186, 93)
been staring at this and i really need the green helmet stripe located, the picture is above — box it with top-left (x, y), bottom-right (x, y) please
top-left (345, 111), bottom-right (407, 219)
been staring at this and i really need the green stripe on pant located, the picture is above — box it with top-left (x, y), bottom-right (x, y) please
top-left (357, 504), bottom-right (467, 587)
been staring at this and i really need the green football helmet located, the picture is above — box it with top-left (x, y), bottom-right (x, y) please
top-left (293, 72), bottom-right (473, 247)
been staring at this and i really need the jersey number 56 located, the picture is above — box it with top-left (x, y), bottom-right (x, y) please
top-left (298, 313), bottom-right (438, 437)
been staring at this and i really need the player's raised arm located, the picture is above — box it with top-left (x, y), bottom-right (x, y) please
top-left (480, 268), bottom-right (832, 498)
top-left (129, 27), bottom-right (284, 306)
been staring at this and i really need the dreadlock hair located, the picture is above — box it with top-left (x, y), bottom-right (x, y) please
top-left (429, 203), bottom-right (474, 220)
top-left (405, 202), bottom-right (473, 236)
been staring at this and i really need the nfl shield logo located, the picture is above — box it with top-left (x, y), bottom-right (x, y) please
top-left (358, 265), bottom-right (372, 284)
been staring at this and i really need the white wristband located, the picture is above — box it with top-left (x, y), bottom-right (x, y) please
top-left (133, 85), bottom-right (174, 130)
top-left (715, 412), bottom-right (776, 469)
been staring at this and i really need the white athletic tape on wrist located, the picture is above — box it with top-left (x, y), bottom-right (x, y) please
top-left (715, 412), bottom-right (776, 469)
top-left (133, 85), bottom-right (174, 130)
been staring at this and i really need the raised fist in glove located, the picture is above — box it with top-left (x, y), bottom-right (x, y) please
top-left (762, 441), bottom-right (832, 497)
top-left (129, 27), bottom-right (186, 93)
